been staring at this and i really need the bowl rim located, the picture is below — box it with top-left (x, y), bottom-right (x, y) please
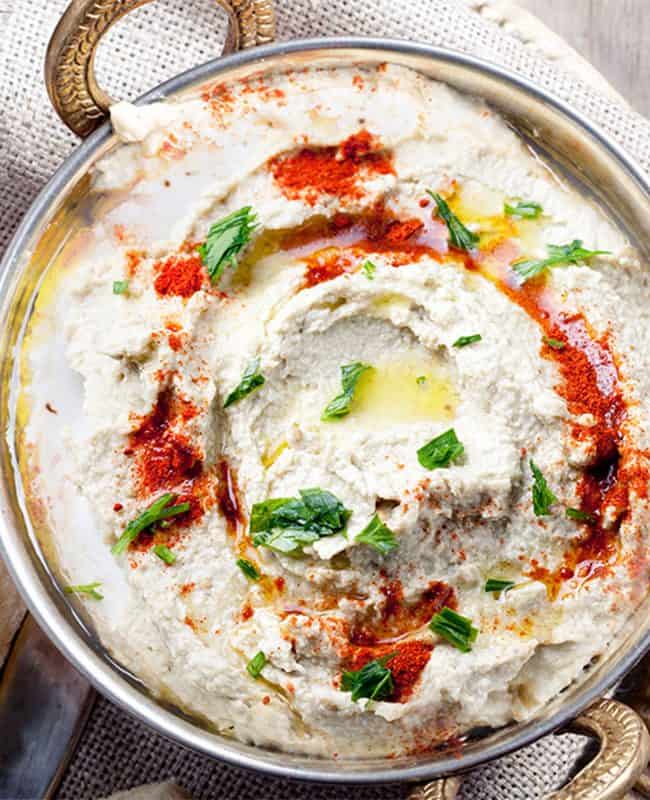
top-left (1, 35), bottom-right (649, 785)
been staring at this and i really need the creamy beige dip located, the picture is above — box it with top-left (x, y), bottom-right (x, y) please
top-left (20, 64), bottom-right (650, 758)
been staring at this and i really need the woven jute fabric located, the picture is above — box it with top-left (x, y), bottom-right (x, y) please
top-left (0, 0), bottom-right (648, 797)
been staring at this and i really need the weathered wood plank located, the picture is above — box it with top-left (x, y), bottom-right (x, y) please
top-left (520, 0), bottom-right (649, 115)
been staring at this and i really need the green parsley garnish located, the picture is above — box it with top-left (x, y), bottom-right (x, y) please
top-left (544, 337), bottom-right (566, 350)
top-left (341, 654), bottom-right (395, 703)
top-left (251, 488), bottom-right (351, 556)
top-left (504, 200), bottom-right (543, 219)
top-left (64, 582), bottom-right (103, 600)
top-left (236, 558), bottom-right (261, 581)
top-left (428, 191), bottom-right (479, 251)
top-left (113, 280), bottom-right (129, 295)
top-left (361, 260), bottom-right (376, 280)
top-left (246, 651), bottom-right (267, 679)
top-left (198, 206), bottom-right (257, 283)
top-left (453, 334), bottom-right (482, 348)
top-left (530, 460), bottom-right (558, 517)
top-left (224, 357), bottom-right (265, 408)
top-left (417, 428), bottom-right (464, 470)
top-left (355, 514), bottom-right (398, 555)
top-left (416, 376), bottom-right (427, 385)
top-left (512, 240), bottom-right (610, 283)
top-left (321, 362), bottom-right (372, 421)
top-left (485, 578), bottom-right (515, 595)
top-left (566, 507), bottom-right (596, 524)
top-left (111, 493), bottom-right (190, 555)
top-left (152, 544), bottom-right (176, 565)
top-left (429, 607), bottom-right (478, 652)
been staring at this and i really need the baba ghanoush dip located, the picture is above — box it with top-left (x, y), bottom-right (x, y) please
top-left (19, 64), bottom-right (650, 758)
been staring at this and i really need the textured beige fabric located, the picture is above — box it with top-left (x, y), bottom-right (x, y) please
top-left (100, 781), bottom-right (191, 800)
top-left (0, 557), bottom-right (25, 666)
top-left (0, 0), bottom-right (648, 798)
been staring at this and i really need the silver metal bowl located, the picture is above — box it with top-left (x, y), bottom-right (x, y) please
top-left (1, 2), bottom-right (649, 797)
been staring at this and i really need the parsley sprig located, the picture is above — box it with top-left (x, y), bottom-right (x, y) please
top-left (566, 507), bottom-right (596, 524)
top-left (65, 582), bottom-right (103, 600)
top-left (112, 493), bottom-right (190, 555)
top-left (504, 200), bottom-right (543, 219)
top-left (362, 260), bottom-right (376, 280)
top-left (485, 578), bottom-right (515, 595)
top-left (530, 460), bottom-right (558, 516)
top-left (199, 206), bottom-right (257, 283)
top-left (236, 558), bottom-right (261, 581)
top-left (224, 358), bottom-right (265, 408)
top-left (341, 654), bottom-right (395, 702)
top-left (429, 607), bottom-right (478, 652)
top-left (322, 362), bottom-right (372, 421)
top-left (512, 240), bottom-right (610, 283)
top-left (153, 545), bottom-right (176, 565)
top-left (429, 191), bottom-right (479, 251)
top-left (355, 514), bottom-right (398, 555)
top-left (417, 428), bottom-right (464, 470)
top-left (251, 488), bottom-right (351, 556)
top-left (453, 334), bottom-right (482, 348)
top-left (247, 651), bottom-right (267, 679)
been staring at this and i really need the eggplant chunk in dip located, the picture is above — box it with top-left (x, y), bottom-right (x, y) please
top-left (21, 64), bottom-right (650, 758)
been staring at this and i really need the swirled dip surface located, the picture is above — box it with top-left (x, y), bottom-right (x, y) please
top-left (22, 65), bottom-right (650, 758)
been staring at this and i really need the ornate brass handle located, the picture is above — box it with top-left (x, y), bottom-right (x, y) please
top-left (44, 0), bottom-right (276, 137)
top-left (409, 698), bottom-right (650, 800)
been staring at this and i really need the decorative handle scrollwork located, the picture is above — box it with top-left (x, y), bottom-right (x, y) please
top-left (408, 698), bottom-right (650, 800)
top-left (45, 0), bottom-right (275, 137)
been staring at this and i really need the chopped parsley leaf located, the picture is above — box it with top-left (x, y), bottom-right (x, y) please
top-left (428, 191), bottom-right (479, 251)
top-left (251, 488), bottom-right (351, 556)
top-left (111, 493), bottom-right (190, 555)
top-left (453, 334), bottom-right (482, 348)
top-left (64, 582), bottom-right (103, 600)
top-left (362, 259), bottom-right (376, 280)
top-left (236, 558), bottom-right (261, 581)
top-left (355, 514), bottom-right (398, 555)
top-left (417, 428), bottom-right (464, 470)
top-left (199, 206), bottom-right (257, 283)
top-left (341, 654), bottom-right (395, 702)
top-left (321, 362), bottom-right (372, 421)
top-left (416, 376), bottom-right (427, 385)
top-left (504, 200), bottom-right (543, 219)
top-left (224, 357), bottom-right (265, 408)
top-left (152, 545), bottom-right (176, 565)
top-left (544, 337), bottom-right (566, 350)
top-left (113, 280), bottom-right (129, 295)
top-left (512, 240), bottom-right (610, 283)
top-left (530, 460), bottom-right (558, 516)
top-left (566, 507), bottom-right (596, 524)
top-left (429, 607), bottom-right (478, 652)
top-left (246, 651), bottom-right (267, 679)
top-left (485, 578), bottom-right (515, 595)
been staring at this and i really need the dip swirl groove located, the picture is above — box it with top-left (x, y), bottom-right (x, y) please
top-left (20, 64), bottom-right (650, 758)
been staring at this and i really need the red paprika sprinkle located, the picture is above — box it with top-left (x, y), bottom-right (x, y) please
top-left (154, 254), bottom-right (205, 298)
top-left (269, 130), bottom-right (394, 205)
top-left (290, 205), bottom-right (446, 289)
top-left (168, 333), bottom-right (183, 352)
top-left (351, 580), bottom-right (455, 646)
top-left (345, 640), bottom-right (434, 703)
top-left (128, 391), bottom-right (202, 496)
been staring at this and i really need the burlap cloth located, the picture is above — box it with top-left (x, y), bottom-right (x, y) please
top-left (1, 0), bottom-right (649, 797)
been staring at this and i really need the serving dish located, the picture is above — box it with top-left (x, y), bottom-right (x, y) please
top-left (1, 0), bottom-right (650, 797)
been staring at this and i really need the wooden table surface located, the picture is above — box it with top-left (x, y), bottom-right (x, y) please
top-left (520, 0), bottom-right (648, 115)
